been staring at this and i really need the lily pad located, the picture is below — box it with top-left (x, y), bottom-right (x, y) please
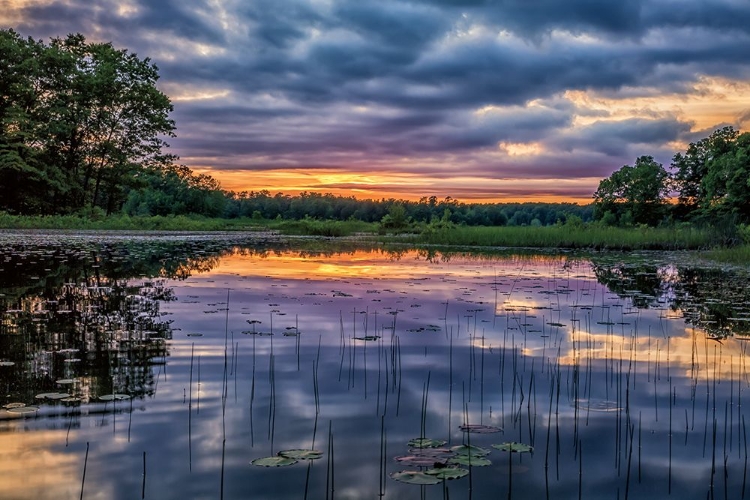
top-left (451, 444), bottom-right (491, 457)
top-left (407, 448), bottom-right (453, 458)
top-left (44, 393), bottom-right (71, 400)
top-left (99, 394), bottom-right (131, 401)
top-left (448, 455), bottom-right (492, 467)
top-left (252, 456), bottom-right (298, 467)
top-left (353, 336), bottom-right (380, 341)
top-left (459, 424), bottom-right (502, 434)
top-left (56, 379), bottom-right (75, 385)
top-left (492, 442), bottom-right (534, 453)
top-left (395, 455), bottom-right (449, 467)
top-left (0, 361), bottom-right (15, 367)
top-left (424, 467), bottom-right (469, 480)
top-left (35, 392), bottom-right (60, 400)
top-left (6, 405), bottom-right (39, 414)
top-left (408, 438), bottom-right (447, 448)
top-left (390, 470), bottom-right (442, 485)
top-left (3, 402), bottom-right (25, 409)
top-left (278, 449), bottom-right (322, 460)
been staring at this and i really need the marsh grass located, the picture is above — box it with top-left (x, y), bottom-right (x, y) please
top-left (0, 211), bottom-right (739, 252)
top-left (0, 212), bottom-right (264, 231)
top-left (0, 212), bottom-right (377, 236)
top-left (400, 224), bottom-right (716, 250)
top-left (703, 245), bottom-right (750, 263)
top-left (269, 218), bottom-right (375, 237)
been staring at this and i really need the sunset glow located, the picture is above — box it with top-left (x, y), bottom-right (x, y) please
top-left (3, 0), bottom-right (750, 202)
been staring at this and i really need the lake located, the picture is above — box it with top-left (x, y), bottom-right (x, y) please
top-left (0, 231), bottom-right (749, 499)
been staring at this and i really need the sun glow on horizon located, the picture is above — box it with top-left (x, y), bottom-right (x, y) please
top-left (191, 167), bottom-right (598, 204)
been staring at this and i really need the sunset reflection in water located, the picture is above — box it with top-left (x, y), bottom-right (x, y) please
top-left (1, 242), bottom-right (749, 499)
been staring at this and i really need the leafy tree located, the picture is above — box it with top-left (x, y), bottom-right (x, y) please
top-left (0, 29), bottom-right (175, 214)
top-left (380, 203), bottom-right (409, 231)
top-left (671, 126), bottom-right (739, 219)
top-left (702, 132), bottom-right (750, 221)
top-left (593, 156), bottom-right (670, 226)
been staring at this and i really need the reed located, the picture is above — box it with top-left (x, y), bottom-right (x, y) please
top-left (403, 224), bottom-right (715, 250)
top-left (80, 442), bottom-right (89, 500)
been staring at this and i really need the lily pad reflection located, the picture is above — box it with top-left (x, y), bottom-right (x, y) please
top-left (390, 470), bottom-right (442, 485)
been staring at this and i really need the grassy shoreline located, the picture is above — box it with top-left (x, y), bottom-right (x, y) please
top-left (0, 213), bottom-right (747, 260)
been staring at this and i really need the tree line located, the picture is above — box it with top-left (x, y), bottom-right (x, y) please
top-left (593, 126), bottom-right (750, 227)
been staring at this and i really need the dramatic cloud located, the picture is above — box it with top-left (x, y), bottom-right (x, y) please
top-left (3, 0), bottom-right (750, 201)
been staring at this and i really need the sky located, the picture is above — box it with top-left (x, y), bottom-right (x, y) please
top-left (2, 0), bottom-right (750, 203)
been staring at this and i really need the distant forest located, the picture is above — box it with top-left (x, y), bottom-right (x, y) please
top-left (2, 30), bottom-right (748, 230)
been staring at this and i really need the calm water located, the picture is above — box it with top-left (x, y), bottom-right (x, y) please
top-left (1, 231), bottom-right (749, 499)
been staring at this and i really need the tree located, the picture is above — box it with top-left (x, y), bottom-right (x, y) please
top-left (380, 203), bottom-right (409, 231)
top-left (702, 132), bottom-right (750, 222)
top-left (0, 29), bottom-right (175, 214)
top-left (593, 156), bottom-right (670, 226)
top-left (671, 126), bottom-right (739, 219)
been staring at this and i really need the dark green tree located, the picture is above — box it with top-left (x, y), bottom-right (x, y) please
top-left (594, 156), bottom-right (670, 226)
top-left (671, 126), bottom-right (739, 219)
top-left (0, 29), bottom-right (175, 215)
top-left (702, 132), bottom-right (750, 222)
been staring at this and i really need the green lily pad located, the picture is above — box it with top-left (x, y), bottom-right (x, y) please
top-left (390, 470), bottom-right (442, 485)
top-left (45, 393), bottom-right (71, 400)
top-left (6, 405), bottom-right (39, 414)
top-left (451, 444), bottom-right (490, 457)
top-left (408, 438), bottom-right (447, 448)
top-left (448, 455), bottom-right (492, 467)
top-left (424, 467), bottom-right (469, 480)
top-left (2, 402), bottom-right (25, 409)
top-left (252, 456), bottom-right (298, 467)
top-left (395, 455), bottom-right (448, 467)
top-left (406, 448), bottom-right (452, 458)
top-left (35, 392), bottom-right (60, 400)
top-left (278, 449), bottom-right (322, 460)
top-left (99, 394), bottom-right (131, 401)
top-left (459, 424), bottom-right (502, 434)
top-left (492, 442), bottom-right (534, 453)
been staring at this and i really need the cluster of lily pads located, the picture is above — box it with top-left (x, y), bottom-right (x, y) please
top-left (390, 433), bottom-right (532, 486)
top-left (251, 449), bottom-right (323, 467)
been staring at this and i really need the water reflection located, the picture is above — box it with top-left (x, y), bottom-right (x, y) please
top-left (0, 233), bottom-right (749, 500)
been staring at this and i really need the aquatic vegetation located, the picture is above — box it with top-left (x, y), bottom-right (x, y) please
top-left (389, 470), bottom-right (442, 485)
top-left (251, 456), bottom-right (298, 467)
top-left (492, 442), bottom-right (533, 453)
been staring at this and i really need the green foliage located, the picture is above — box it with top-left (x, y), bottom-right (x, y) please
top-left (703, 245), bottom-right (750, 264)
top-left (122, 165), bottom-right (226, 217)
top-left (593, 156), bottom-right (669, 226)
top-left (379, 203), bottom-right (410, 232)
top-left (0, 29), bottom-right (175, 215)
top-left (225, 192), bottom-right (591, 228)
top-left (739, 225), bottom-right (750, 245)
top-left (671, 126), bottom-right (739, 219)
top-left (0, 212), bottom-right (262, 231)
top-left (408, 223), bottom-right (713, 250)
top-left (271, 218), bottom-right (374, 237)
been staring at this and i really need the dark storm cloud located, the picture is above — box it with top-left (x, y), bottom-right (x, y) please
top-left (415, 0), bottom-right (750, 39)
top-left (4, 0), bottom-right (750, 193)
top-left (549, 117), bottom-right (694, 158)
